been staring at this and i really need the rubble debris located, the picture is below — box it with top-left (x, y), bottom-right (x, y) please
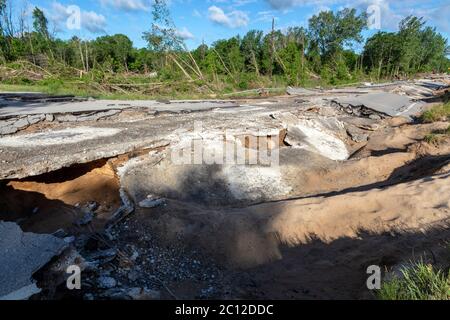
top-left (45, 114), bottom-right (54, 122)
top-left (84, 248), bottom-right (118, 266)
top-left (332, 92), bottom-right (425, 119)
top-left (415, 79), bottom-right (449, 90)
top-left (0, 221), bottom-right (68, 300)
top-left (0, 96), bottom-right (238, 119)
top-left (346, 124), bottom-right (369, 143)
top-left (0, 114), bottom-right (46, 135)
top-left (105, 188), bottom-right (135, 229)
top-left (55, 110), bottom-right (121, 123)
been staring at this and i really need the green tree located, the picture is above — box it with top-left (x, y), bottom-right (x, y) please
top-left (241, 30), bottom-right (263, 75)
top-left (308, 8), bottom-right (367, 61)
top-left (32, 7), bottom-right (49, 40)
top-left (143, 0), bottom-right (181, 52)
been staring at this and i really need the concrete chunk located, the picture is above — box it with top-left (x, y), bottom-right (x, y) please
top-left (286, 86), bottom-right (317, 96)
top-left (333, 92), bottom-right (425, 118)
top-left (0, 221), bottom-right (68, 300)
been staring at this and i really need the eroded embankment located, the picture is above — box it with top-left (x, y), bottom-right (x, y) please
top-left (0, 146), bottom-right (162, 234)
top-left (1, 109), bottom-right (450, 300)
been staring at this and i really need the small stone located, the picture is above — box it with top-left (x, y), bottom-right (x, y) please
top-left (85, 201), bottom-right (99, 212)
top-left (45, 114), bottom-right (55, 122)
top-left (369, 114), bottom-right (382, 120)
top-left (98, 276), bottom-right (117, 289)
top-left (139, 195), bottom-right (166, 208)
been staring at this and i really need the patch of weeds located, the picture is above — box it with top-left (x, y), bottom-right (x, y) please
top-left (420, 102), bottom-right (450, 123)
top-left (378, 261), bottom-right (450, 300)
top-left (38, 78), bottom-right (65, 95)
top-left (424, 125), bottom-right (450, 145)
top-left (424, 133), bottom-right (440, 145)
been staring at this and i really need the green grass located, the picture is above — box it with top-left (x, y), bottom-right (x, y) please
top-left (424, 133), bottom-right (440, 144)
top-left (0, 67), bottom-right (372, 101)
top-left (378, 261), bottom-right (450, 300)
top-left (423, 124), bottom-right (450, 145)
top-left (421, 102), bottom-right (450, 123)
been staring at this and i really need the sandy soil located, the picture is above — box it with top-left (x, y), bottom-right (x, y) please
top-left (0, 160), bottom-right (121, 234)
top-left (130, 170), bottom-right (450, 299)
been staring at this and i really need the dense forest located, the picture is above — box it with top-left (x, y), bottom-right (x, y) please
top-left (0, 0), bottom-right (449, 97)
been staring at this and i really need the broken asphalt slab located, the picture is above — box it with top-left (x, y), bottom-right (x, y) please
top-left (0, 221), bottom-right (68, 300)
top-left (332, 92), bottom-right (426, 118)
top-left (0, 97), bottom-right (239, 119)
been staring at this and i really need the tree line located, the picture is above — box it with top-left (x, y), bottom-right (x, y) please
top-left (1, 0), bottom-right (449, 90)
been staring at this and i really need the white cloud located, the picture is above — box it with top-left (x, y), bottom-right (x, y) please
top-left (208, 6), bottom-right (249, 28)
top-left (100, 0), bottom-right (150, 12)
top-left (265, 0), bottom-right (450, 33)
top-left (50, 2), bottom-right (107, 33)
top-left (255, 10), bottom-right (278, 23)
top-left (82, 11), bottom-right (108, 33)
top-left (175, 27), bottom-right (195, 39)
top-left (265, 0), bottom-right (316, 10)
top-left (403, 3), bottom-right (450, 33)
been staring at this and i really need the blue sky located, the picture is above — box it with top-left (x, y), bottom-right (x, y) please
top-left (21, 0), bottom-right (450, 49)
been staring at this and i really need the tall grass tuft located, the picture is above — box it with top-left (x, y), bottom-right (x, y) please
top-left (378, 261), bottom-right (450, 300)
